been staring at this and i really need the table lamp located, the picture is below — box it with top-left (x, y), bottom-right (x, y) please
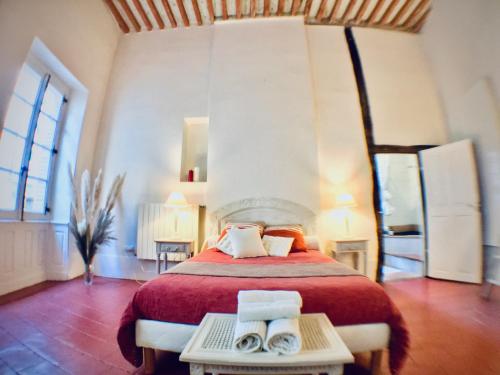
top-left (165, 192), bottom-right (189, 238)
top-left (335, 193), bottom-right (357, 237)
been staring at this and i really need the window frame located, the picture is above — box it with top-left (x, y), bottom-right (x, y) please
top-left (0, 59), bottom-right (68, 221)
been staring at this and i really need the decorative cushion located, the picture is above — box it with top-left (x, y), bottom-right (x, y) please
top-left (216, 223), bottom-right (264, 256)
top-left (263, 225), bottom-right (307, 252)
top-left (262, 235), bottom-right (294, 257)
top-left (228, 227), bottom-right (268, 259)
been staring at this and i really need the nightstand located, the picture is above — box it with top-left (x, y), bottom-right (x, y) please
top-left (330, 239), bottom-right (368, 275)
top-left (154, 239), bottom-right (194, 273)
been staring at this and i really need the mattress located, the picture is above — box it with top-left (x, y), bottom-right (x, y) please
top-left (117, 248), bottom-right (409, 374)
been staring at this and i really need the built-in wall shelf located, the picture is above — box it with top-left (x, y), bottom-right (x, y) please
top-left (180, 117), bottom-right (208, 183)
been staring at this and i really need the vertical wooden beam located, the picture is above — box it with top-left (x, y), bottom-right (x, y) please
top-left (315, 0), bottom-right (328, 21)
top-left (147, 0), bottom-right (165, 29)
top-left (206, 0), bottom-right (215, 23)
top-left (291, 0), bottom-right (301, 16)
top-left (133, 0), bottom-right (153, 30)
top-left (412, 7), bottom-right (431, 32)
top-left (390, 0), bottom-right (415, 26)
top-left (104, 0), bottom-right (130, 33)
top-left (118, 0), bottom-right (141, 31)
top-left (176, 0), bottom-right (190, 26)
top-left (344, 27), bottom-right (385, 283)
top-left (143, 348), bottom-right (156, 375)
top-left (221, 0), bottom-right (228, 19)
top-left (402, 0), bottom-right (429, 28)
top-left (328, 0), bottom-right (342, 23)
top-left (378, 0), bottom-right (399, 24)
top-left (354, 0), bottom-right (371, 23)
top-left (161, 0), bottom-right (178, 27)
top-left (341, 0), bottom-right (357, 22)
top-left (367, 0), bottom-right (385, 24)
top-left (250, 0), bottom-right (257, 17)
top-left (277, 0), bottom-right (285, 15)
top-left (264, 0), bottom-right (270, 16)
top-left (192, 0), bottom-right (203, 25)
top-left (303, 0), bottom-right (313, 18)
top-left (236, 0), bottom-right (242, 18)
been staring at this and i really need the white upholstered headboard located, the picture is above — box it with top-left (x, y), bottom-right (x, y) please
top-left (209, 197), bottom-right (316, 235)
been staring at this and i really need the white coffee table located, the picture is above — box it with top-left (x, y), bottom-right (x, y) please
top-left (180, 313), bottom-right (354, 375)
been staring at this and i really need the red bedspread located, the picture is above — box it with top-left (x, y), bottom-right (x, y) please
top-left (117, 249), bottom-right (409, 374)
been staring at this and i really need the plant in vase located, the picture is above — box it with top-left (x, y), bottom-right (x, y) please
top-left (69, 169), bottom-right (125, 285)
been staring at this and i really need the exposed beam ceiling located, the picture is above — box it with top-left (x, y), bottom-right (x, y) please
top-left (105, 0), bottom-right (432, 34)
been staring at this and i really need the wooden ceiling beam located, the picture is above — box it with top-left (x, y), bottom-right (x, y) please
top-left (264, 0), bottom-right (270, 16)
top-left (328, 0), bottom-right (342, 23)
top-left (291, 0), bottom-right (301, 16)
top-left (147, 0), bottom-right (165, 29)
top-left (104, 0), bottom-right (130, 33)
top-left (378, 0), bottom-right (399, 24)
top-left (304, 0), bottom-right (313, 18)
top-left (355, 0), bottom-right (371, 23)
top-left (161, 0), bottom-right (177, 27)
top-left (412, 6), bottom-right (430, 32)
top-left (402, 0), bottom-right (429, 28)
top-left (315, 0), bottom-right (328, 21)
top-left (341, 0), bottom-right (358, 22)
top-left (250, 0), bottom-right (257, 17)
top-left (118, 0), bottom-right (141, 31)
top-left (176, 0), bottom-right (190, 26)
top-left (207, 0), bottom-right (215, 23)
top-left (192, 0), bottom-right (203, 25)
top-left (133, 0), bottom-right (153, 30)
top-left (367, 0), bottom-right (385, 24)
top-left (236, 0), bottom-right (242, 18)
top-left (390, 0), bottom-right (415, 26)
top-left (277, 0), bottom-right (285, 15)
top-left (221, 0), bottom-right (228, 19)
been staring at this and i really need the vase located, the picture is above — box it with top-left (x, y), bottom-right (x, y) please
top-left (83, 263), bottom-right (94, 286)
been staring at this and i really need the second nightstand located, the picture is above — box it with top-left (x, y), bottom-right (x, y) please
top-left (330, 239), bottom-right (368, 275)
top-left (154, 239), bottom-right (194, 273)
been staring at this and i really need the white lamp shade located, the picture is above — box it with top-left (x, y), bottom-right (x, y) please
top-left (335, 193), bottom-right (357, 208)
top-left (165, 192), bottom-right (189, 207)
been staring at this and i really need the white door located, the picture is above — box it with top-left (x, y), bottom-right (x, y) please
top-left (420, 140), bottom-right (482, 283)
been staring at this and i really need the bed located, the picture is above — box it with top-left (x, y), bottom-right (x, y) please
top-left (117, 198), bottom-right (409, 374)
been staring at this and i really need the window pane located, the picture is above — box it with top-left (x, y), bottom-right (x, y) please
top-left (27, 145), bottom-right (51, 180)
top-left (41, 84), bottom-right (63, 119)
top-left (3, 95), bottom-right (33, 137)
top-left (24, 177), bottom-right (46, 213)
top-left (0, 170), bottom-right (19, 211)
top-left (14, 65), bottom-right (42, 104)
top-left (34, 113), bottom-right (56, 148)
top-left (0, 131), bottom-right (25, 172)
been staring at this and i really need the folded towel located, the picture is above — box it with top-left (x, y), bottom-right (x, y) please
top-left (238, 290), bottom-right (303, 307)
top-left (237, 301), bottom-right (300, 322)
top-left (264, 318), bottom-right (302, 355)
top-left (233, 320), bottom-right (267, 353)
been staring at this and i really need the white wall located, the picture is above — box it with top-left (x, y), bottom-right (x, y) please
top-left (421, 0), bottom-right (500, 280)
top-left (0, 0), bottom-right (120, 293)
top-left (353, 28), bottom-right (448, 146)
top-left (92, 28), bottom-right (213, 278)
top-left (207, 17), bottom-right (320, 212)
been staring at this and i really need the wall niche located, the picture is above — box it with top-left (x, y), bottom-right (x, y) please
top-left (180, 117), bottom-right (208, 182)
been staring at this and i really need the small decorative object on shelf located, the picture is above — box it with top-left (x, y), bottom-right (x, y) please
top-left (193, 166), bottom-right (200, 182)
top-left (69, 168), bottom-right (125, 286)
top-left (188, 169), bottom-right (194, 182)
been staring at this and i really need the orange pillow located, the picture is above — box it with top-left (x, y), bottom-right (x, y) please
top-left (263, 225), bottom-right (307, 252)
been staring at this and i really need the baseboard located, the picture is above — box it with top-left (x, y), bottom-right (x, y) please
top-left (0, 270), bottom-right (47, 296)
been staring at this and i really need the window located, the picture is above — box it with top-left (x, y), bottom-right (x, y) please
top-left (0, 63), bottom-right (67, 219)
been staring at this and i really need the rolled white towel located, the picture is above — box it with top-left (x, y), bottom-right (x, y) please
top-left (238, 290), bottom-right (303, 307)
top-left (264, 318), bottom-right (302, 355)
top-left (237, 301), bottom-right (300, 322)
top-left (233, 320), bottom-right (267, 353)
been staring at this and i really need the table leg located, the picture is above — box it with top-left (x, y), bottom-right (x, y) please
top-left (364, 251), bottom-right (368, 276)
top-left (143, 348), bottom-right (155, 374)
top-left (190, 363), bottom-right (204, 375)
top-left (156, 253), bottom-right (161, 274)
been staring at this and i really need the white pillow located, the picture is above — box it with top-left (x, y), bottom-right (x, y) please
top-left (228, 227), bottom-right (268, 259)
top-left (262, 235), bottom-right (294, 257)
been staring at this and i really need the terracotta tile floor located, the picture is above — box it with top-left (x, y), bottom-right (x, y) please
top-left (0, 277), bottom-right (499, 374)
